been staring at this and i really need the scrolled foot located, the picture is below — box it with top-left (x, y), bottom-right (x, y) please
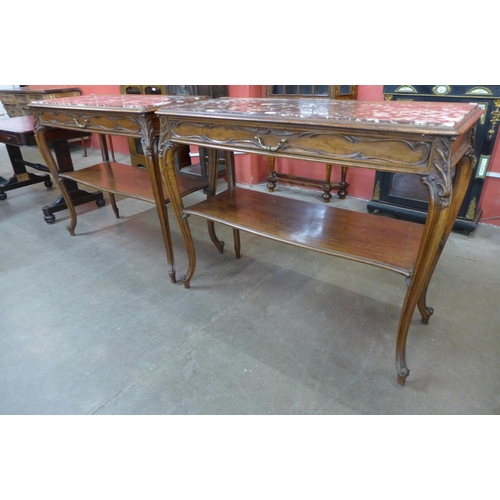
top-left (44, 214), bottom-right (56, 224)
top-left (397, 366), bottom-right (410, 386)
top-left (420, 306), bottom-right (434, 325)
top-left (0, 192), bottom-right (6, 200)
top-left (180, 275), bottom-right (191, 289)
top-left (207, 221), bottom-right (225, 254)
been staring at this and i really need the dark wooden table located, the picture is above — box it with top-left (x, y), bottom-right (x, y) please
top-left (156, 97), bottom-right (484, 385)
top-left (0, 115), bottom-right (103, 222)
top-left (30, 94), bottom-right (211, 282)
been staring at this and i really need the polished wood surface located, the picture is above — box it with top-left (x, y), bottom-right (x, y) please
top-left (265, 86), bottom-right (357, 201)
top-left (184, 187), bottom-right (424, 275)
top-left (157, 97), bottom-right (483, 385)
top-left (61, 162), bottom-right (205, 203)
top-left (30, 94), bottom-right (210, 282)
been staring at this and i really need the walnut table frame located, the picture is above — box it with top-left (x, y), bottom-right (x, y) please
top-left (156, 98), bottom-right (483, 385)
top-left (30, 94), bottom-right (210, 282)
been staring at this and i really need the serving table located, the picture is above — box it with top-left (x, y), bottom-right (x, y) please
top-left (156, 97), bottom-right (483, 384)
top-left (30, 94), bottom-right (210, 282)
top-left (0, 115), bottom-right (102, 222)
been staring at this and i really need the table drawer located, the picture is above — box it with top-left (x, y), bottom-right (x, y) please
top-left (33, 108), bottom-right (145, 136)
top-left (0, 94), bottom-right (21, 105)
top-left (168, 119), bottom-right (434, 173)
top-left (0, 131), bottom-right (23, 145)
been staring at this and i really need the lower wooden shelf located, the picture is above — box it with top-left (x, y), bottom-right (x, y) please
top-left (184, 187), bottom-right (425, 276)
top-left (60, 162), bottom-right (207, 203)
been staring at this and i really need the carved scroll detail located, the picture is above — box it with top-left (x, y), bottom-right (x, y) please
top-left (329, 135), bottom-right (431, 166)
top-left (158, 117), bottom-right (178, 157)
top-left (421, 138), bottom-right (453, 208)
top-left (170, 122), bottom-right (432, 168)
top-left (136, 115), bottom-right (155, 158)
top-left (37, 110), bottom-right (141, 135)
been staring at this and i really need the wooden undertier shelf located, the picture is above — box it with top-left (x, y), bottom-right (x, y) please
top-left (60, 162), bottom-right (206, 202)
top-left (184, 188), bottom-right (425, 276)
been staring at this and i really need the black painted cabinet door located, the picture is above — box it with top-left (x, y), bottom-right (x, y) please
top-left (367, 85), bottom-right (500, 234)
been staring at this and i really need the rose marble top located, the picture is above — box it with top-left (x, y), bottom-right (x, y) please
top-left (28, 94), bottom-right (208, 112)
top-left (157, 98), bottom-right (484, 133)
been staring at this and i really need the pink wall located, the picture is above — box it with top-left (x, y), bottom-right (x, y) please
top-left (226, 85), bottom-right (383, 198)
top-left (227, 85), bottom-right (268, 185)
top-left (28, 84), bottom-right (500, 227)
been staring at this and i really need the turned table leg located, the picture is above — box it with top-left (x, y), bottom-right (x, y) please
top-left (322, 164), bottom-right (333, 202)
top-left (267, 156), bottom-right (277, 192)
top-left (337, 165), bottom-right (349, 199)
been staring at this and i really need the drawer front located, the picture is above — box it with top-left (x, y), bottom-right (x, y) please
top-left (14, 95), bottom-right (30, 104)
top-left (0, 94), bottom-right (20, 105)
top-left (0, 131), bottom-right (24, 146)
top-left (168, 118), bottom-right (435, 174)
top-left (47, 91), bottom-right (80, 99)
top-left (33, 108), bottom-right (146, 136)
top-left (3, 104), bottom-right (22, 117)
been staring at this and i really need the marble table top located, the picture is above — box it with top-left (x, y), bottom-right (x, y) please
top-left (157, 97), bottom-right (484, 133)
top-left (29, 94), bottom-right (209, 112)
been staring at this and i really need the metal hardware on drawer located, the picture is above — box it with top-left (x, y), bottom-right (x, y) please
top-left (255, 136), bottom-right (286, 152)
top-left (73, 117), bottom-right (90, 128)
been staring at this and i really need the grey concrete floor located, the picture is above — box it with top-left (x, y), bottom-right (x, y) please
top-left (1, 142), bottom-right (499, 415)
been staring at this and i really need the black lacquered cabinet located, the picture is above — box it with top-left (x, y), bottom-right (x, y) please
top-left (367, 85), bottom-right (500, 234)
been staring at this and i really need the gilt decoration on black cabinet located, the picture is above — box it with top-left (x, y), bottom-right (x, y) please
top-left (367, 85), bottom-right (500, 234)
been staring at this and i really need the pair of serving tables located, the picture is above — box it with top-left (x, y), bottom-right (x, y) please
top-left (29, 94), bottom-right (483, 385)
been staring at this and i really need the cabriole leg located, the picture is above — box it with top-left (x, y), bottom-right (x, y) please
top-left (34, 125), bottom-right (78, 235)
top-left (159, 140), bottom-right (196, 288)
top-left (206, 148), bottom-right (224, 254)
